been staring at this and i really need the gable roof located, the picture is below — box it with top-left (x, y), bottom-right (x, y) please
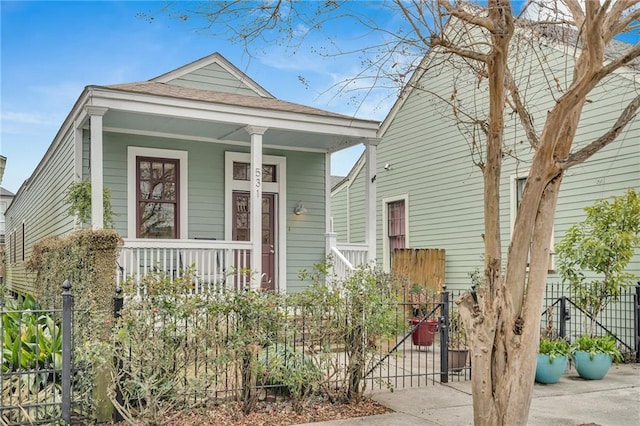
top-left (331, 152), bottom-right (365, 193)
top-left (151, 52), bottom-right (273, 97)
top-left (0, 187), bottom-right (14, 197)
top-left (9, 52), bottom-right (380, 206)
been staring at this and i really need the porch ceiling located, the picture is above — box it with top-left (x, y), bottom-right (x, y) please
top-left (102, 110), bottom-right (360, 151)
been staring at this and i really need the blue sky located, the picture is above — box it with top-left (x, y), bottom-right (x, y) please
top-left (1, 0), bottom-right (399, 194)
top-left (1, 1), bottom-right (638, 194)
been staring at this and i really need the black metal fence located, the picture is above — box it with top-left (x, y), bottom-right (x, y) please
top-left (109, 285), bottom-right (469, 412)
top-left (3, 279), bottom-right (638, 424)
top-left (0, 281), bottom-right (83, 425)
top-left (542, 283), bottom-right (640, 361)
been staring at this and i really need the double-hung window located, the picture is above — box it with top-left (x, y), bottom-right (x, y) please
top-left (136, 157), bottom-right (180, 238)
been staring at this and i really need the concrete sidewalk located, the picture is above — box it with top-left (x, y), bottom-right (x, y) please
top-left (299, 363), bottom-right (640, 426)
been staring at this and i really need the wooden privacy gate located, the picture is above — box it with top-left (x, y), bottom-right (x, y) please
top-left (392, 248), bottom-right (446, 291)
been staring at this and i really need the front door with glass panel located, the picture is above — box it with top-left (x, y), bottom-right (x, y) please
top-left (232, 191), bottom-right (276, 290)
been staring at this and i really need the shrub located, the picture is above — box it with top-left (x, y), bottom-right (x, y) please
top-left (257, 344), bottom-right (321, 412)
top-left (1, 294), bottom-right (63, 423)
top-left (556, 188), bottom-right (640, 335)
top-left (293, 262), bottom-right (401, 403)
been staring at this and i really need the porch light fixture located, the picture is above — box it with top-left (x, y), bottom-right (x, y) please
top-left (294, 201), bottom-right (307, 215)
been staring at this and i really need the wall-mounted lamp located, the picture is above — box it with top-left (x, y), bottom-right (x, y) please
top-left (294, 201), bottom-right (307, 215)
top-left (383, 163), bottom-right (391, 171)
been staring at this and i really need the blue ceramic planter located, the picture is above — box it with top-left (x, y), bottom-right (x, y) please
top-left (573, 351), bottom-right (612, 380)
top-left (535, 354), bottom-right (568, 384)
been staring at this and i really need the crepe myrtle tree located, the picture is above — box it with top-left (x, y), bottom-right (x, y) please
top-left (148, 1), bottom-right (640, 424)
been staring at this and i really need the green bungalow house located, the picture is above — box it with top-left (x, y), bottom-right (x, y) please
top-left (331, 30), bottom-right (640, 291)
top-left (4, 52), bottom-right (380, 295)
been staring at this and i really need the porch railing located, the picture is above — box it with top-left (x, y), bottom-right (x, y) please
top-left (117, 239), bottom-right (252, 291)
top-left (330, 242), bottom-right (369, 280)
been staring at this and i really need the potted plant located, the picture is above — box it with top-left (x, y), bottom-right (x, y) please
top-left (408, 284), bottom-right (438, 347)
top-left (535, 338), bottom-right (569, 384)
top-left (448, 310), bottom-right (469, 371)
top-left (570, 334), bottom-right (623, 380)
top-left (556, 189), bottom-right (640, 336)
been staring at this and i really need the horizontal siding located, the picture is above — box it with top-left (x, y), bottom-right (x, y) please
top-left (104, 132), bottom-right (231, 239)
top-left (374, 38), bottom-right (639, 291)
top-left (331, 185), bottom-right (349, 241)
top-left (103, 138), bottom-right (327, 292)
top-left (5, 131), bottom-right (76, 295)
top-left (348, 165), bottom-right (366, 244)
top-left (282, 150), bottom-right (326, 293)
top-left (168, 63), bottom-right (259, 97)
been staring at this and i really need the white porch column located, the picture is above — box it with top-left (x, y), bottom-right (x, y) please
top-left (86, 106), bottom-right (108, 230)
top-left (365, 140), bottom-right (379, 264)
top-left (325, 152), bottom-right (332, 235)
top-left (246, 125), bottom-right (268, 289)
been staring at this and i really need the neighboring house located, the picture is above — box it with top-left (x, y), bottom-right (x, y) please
top-left (4, 52), bottom-right (379, 295)
top-left (0, 187), bottom-right (15, 282)
top-left (0, 188), bottom-right (14, 247)
top-left (331, 31), bottom-right (639, 291)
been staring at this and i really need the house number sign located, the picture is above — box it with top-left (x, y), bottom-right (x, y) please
top-left (255, 167), bottom-right (262, 198)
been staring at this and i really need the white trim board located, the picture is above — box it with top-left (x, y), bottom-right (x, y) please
top-left (127, 146), bottom-right (189, 239)
top-left (224, 151), bottom-right (287, 292)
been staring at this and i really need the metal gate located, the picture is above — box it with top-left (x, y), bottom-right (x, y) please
top-left (364, 288), bottom-right (471, 392)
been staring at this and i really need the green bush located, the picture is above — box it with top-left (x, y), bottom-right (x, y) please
top-left (293, 262), bottom-right (401, 403)
top-left (556, 188), bottom-right (640, 335)
top-left (257, 344), bottom-right (321, 412)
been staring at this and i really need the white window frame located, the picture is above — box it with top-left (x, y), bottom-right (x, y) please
top-left (382, 194), bottom-right (409, 272)
top-left (510, 174), bottom-right (555, 271)
top-left (127, 146), bottom-right (189, 239)
top-left (224, 151), bottom-right (287, 291)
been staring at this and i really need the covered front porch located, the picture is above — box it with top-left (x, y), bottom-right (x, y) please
top-left (78, 53), bottom-right (379, 291)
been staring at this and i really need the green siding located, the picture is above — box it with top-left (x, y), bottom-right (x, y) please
top-left (348, 166), bottom-right (366, 244)
top-left (104, 133), bottom-right (234, 240)
top-left (329, 162), bottom-right (366, 244)
top-left (4, 131), bottom-right (76, 295)
top-left (167, 62), bottom-right (260, 97)
top-left (276, 150), bottom-right (326, 293)
top-left (102, 135), bottom-right (327, 292)
top-left (370, 40), bottom-right (639, 291)
top-left (331, 184), bottom-right (349, 241)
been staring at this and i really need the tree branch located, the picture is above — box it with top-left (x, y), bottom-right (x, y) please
top-left (607, 7), bottom-right (640, 42)
top-left (438, 0), bottom-right (495, 32)
top-left (394, 0), bottom-right (434, 48)
top-left (505, 68), bottom-right (539, 148)
top-left (431, 35), bottom-right (489, 63)
top-left (564, 0), bottom-right (585, 29)
top-left (559, 94), bottom-right (640, 170)
top-left (598, 42), bottom-right (640, 78)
